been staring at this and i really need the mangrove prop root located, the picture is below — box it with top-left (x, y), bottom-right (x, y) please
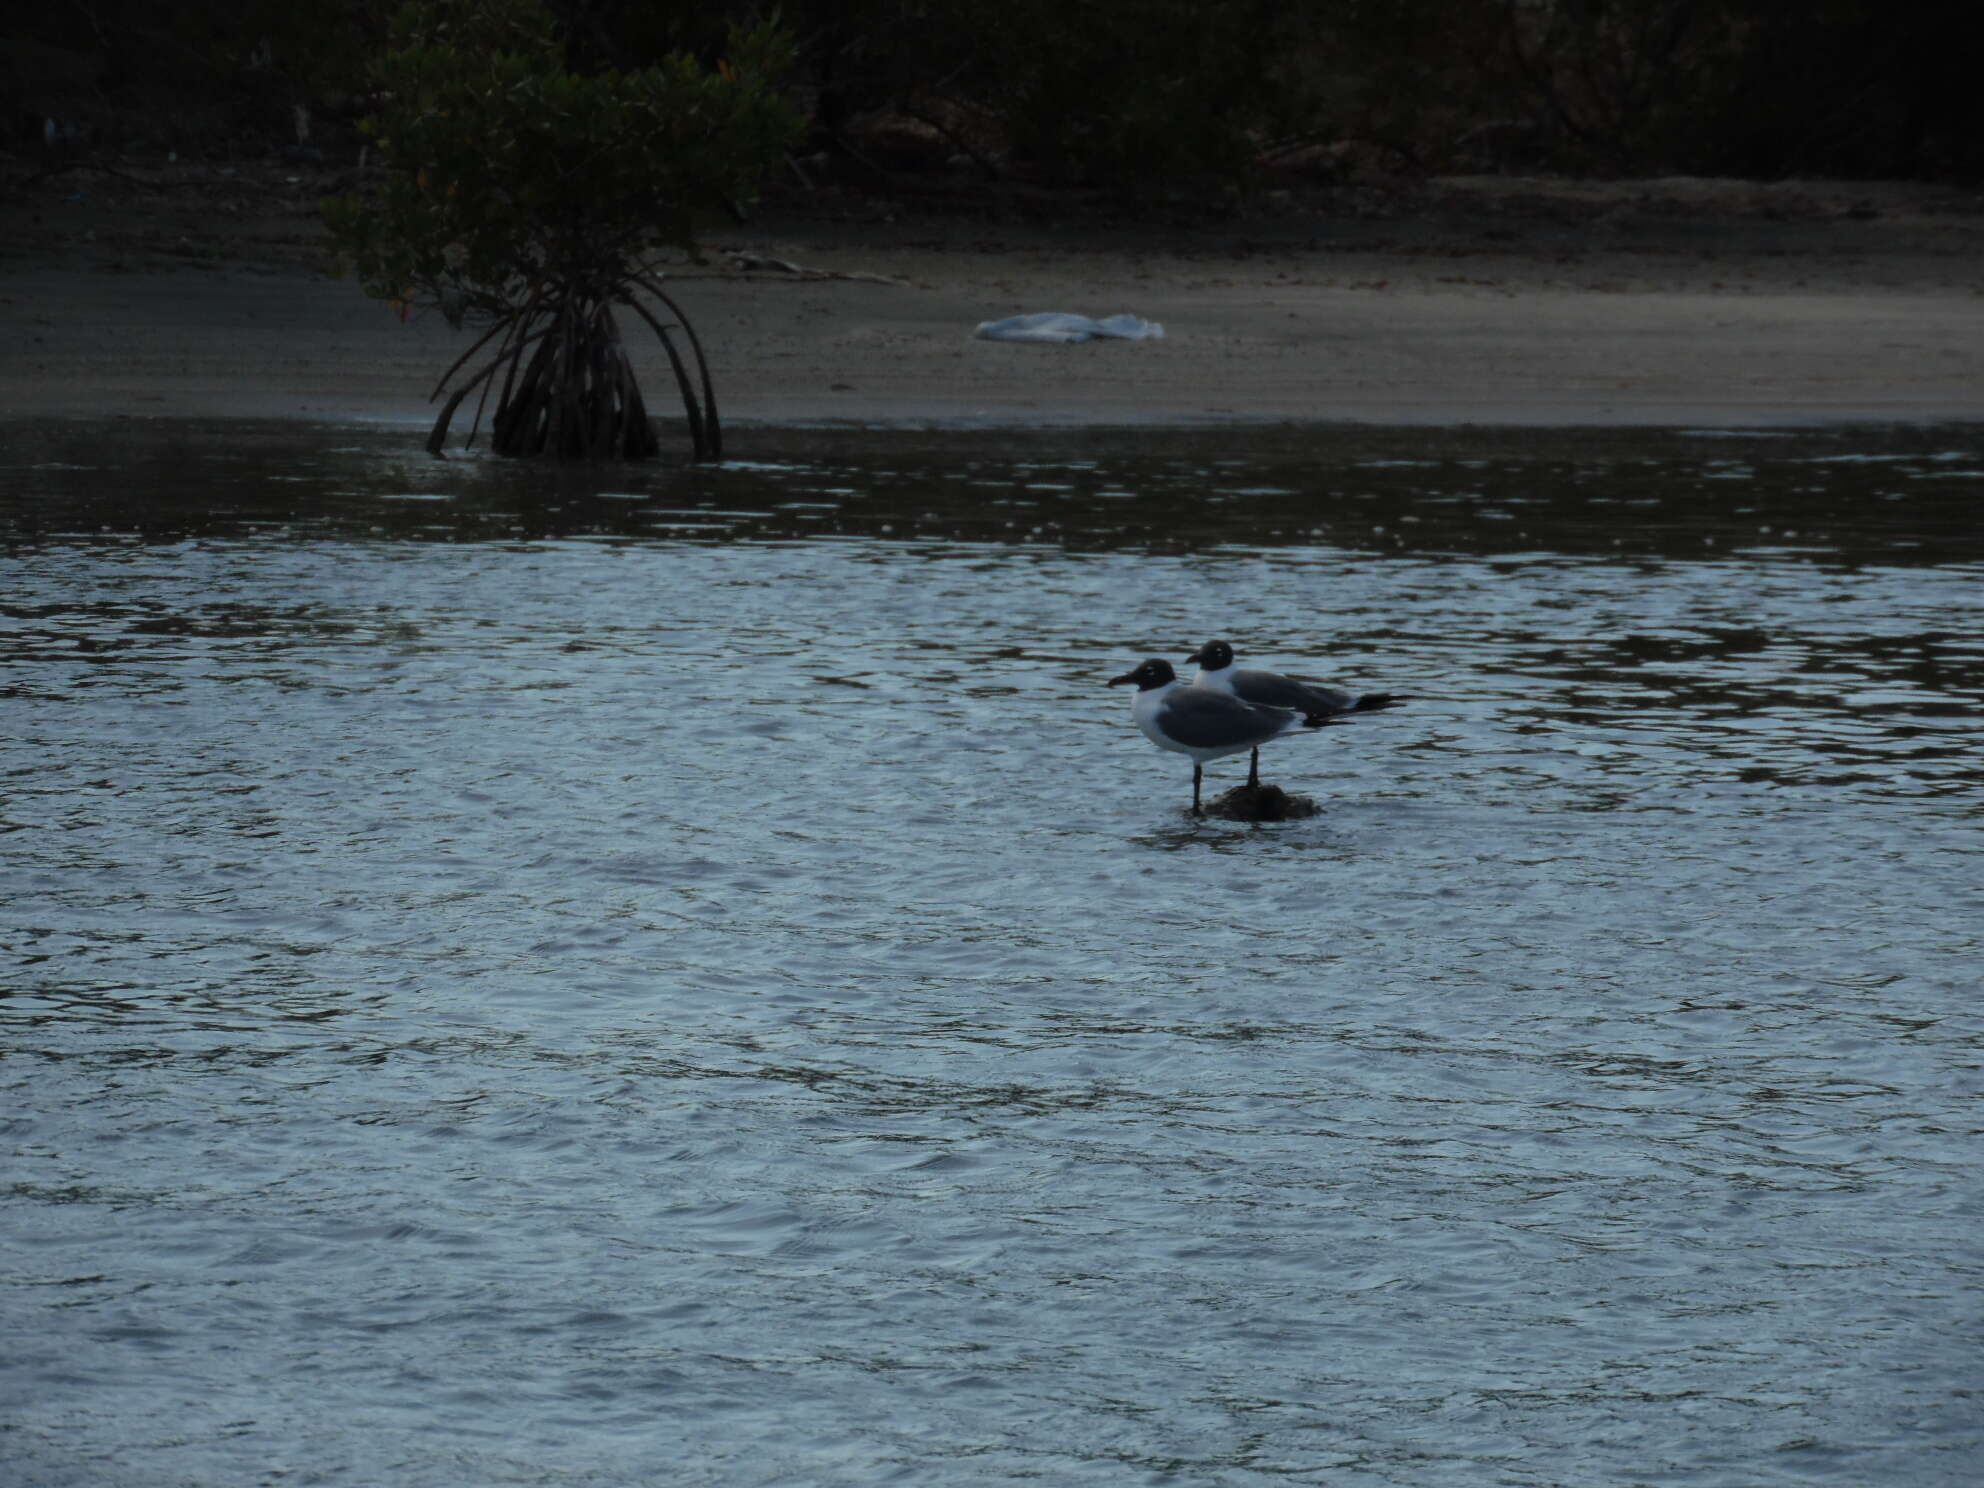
top-left (631, 273), bottom-right (721, 462)
top-left (423, 278), bottom-right (715, 461)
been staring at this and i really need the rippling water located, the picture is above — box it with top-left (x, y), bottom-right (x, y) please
top-left (4, 421), bottom-right (1981, 1486)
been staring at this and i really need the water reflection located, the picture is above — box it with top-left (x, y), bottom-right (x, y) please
top-left (6, 418), bottom-right (1982, 563)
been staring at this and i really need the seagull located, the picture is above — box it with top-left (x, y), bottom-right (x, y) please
top-left (1108, 658), bottom-right (1333, 815)
top-left (1186, 639), bottom-right (1404, 788)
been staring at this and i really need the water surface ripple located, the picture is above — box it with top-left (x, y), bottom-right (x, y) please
top-left (3, 422), bottom-right (1981, 1486)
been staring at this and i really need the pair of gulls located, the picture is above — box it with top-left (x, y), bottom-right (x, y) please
top-left (1110, 640), bottom-right (1403, 815)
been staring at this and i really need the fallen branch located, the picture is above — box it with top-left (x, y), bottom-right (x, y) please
top-left (724, 253), bottom-right (906, 286)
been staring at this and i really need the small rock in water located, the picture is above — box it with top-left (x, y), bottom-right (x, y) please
top-left (1203, 783), bottom-right (1319, 822)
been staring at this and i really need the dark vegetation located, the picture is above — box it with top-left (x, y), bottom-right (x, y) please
top-left (7, 0), bottom-right (1979, 459)
top-left (10, 1), bottom-right (1978, 183)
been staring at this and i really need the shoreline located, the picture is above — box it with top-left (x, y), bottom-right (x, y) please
top-left (3, 168), bottom-right (1981, 434)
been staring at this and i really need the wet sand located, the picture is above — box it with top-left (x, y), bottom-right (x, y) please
top-left (3, 166), bottom-right (1980, 432)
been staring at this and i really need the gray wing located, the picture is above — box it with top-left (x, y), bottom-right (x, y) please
top-left (1157, 687), bottom-right (1299, 750)
top-left (1232, 667), bottom-right (1356, 717)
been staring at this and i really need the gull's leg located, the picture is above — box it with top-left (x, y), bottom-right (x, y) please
top-left (1191, 763), bottom-right (1204, 816)
top-left (1247, 748), bottom-right (1261, 788)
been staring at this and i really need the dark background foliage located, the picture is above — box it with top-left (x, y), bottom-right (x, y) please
top-left (7, 0), bottom-right (1980, 187)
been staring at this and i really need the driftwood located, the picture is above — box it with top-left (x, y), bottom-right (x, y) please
top-left (726, 253), bottom-right (906, 286)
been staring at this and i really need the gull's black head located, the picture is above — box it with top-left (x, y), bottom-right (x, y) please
top-left (1188, 640), bottom-right (1235, 670)
top-left (1109, 658), bottom-right (1176, 690)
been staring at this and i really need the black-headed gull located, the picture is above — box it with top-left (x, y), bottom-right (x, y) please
top-left (1109, 658), bottom-right (1333, 815)
top-left (1186, 640), bottom-right (1404, 787)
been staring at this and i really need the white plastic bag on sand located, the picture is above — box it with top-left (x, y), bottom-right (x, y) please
top-left (972, 312), bottom-right (1165, 344)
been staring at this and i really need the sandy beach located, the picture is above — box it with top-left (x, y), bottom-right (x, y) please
top-left (3, 164), bottom-right (1980, 433)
